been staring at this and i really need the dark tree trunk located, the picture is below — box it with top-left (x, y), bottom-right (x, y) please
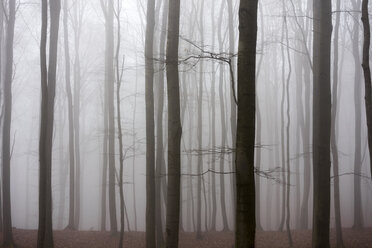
top-left (38, 0), bottom-right (61, 247)
top-left (145, 0), bottom-right (156, 245)
top-left (312, 0), bottom-right (332, 247)
top-left (2, 0), bottom-right (15, 246)
top-left (165, 0), bottom-right (182, 246)
top-left (235, 0), bottom-right (258, 247)
top-left (361, 0), bottom-right (372, 183)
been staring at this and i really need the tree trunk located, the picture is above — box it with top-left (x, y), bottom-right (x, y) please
top-left (165, 0), bottom-right (182, 245)
top-left (361, 0), bottom-right (372, 183)
top-left (312, 0), bottom-right (332, 247)
top-left (235, 0), bottom-right (258, 247)
top-left (63, 0), bottom-right (76, 230)
top-left (145, 0), bottom-right (156, 245)
top-left (38, 0), bottom-right (61, 246)
top-left (331, 0), bottom-right (345, 246)
top-left (2, 0), bottom-right (15, 246)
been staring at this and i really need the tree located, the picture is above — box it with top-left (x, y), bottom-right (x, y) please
top-left (331, 0), bottom-right (345, 246)
top-left (63, 0), bottom-right (77, 230)
top-left (101, 0), bottom-right (117, 234)
top-left (312, 0), bottom-right (332, 247)
top-left (38, 0), bottom-right (61, 247)
top-left (145, 0), bottom-right (156, 245)
top-left (165, 0), bottom-right (182, 246)
top-left (2, 0), bottom-right (16, 246)
top-left (361, 0), bottom-right (372, 183)
top-left (235, 0), bottom-right (258, 247)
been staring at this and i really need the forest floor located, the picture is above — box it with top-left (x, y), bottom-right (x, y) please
top-left (1, 227), bottom-right (372, 247)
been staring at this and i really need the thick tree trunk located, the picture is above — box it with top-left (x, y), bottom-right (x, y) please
top-left (235, 0), bottom-right (258, 247)
top-left (145, 0), bottom-right (156, 245)
top-left (312, 0), bottom-right (332, 247)
top-left (38, 0), bottom-right (61, 247)
top-left (361, 0), bottom-right (372, 183)
top-left (165, 0), bottom-right (182, 246)
top-left (2, 0), bottom-right (15, 246)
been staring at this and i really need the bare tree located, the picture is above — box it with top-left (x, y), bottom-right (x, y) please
top-left (145, 0), bottom-right (156, 245)
top-left (235, 0), bottom-right (258, 247)
top-left (38, 0), bottom-right (61, 246)
top-left (2, 0), bottom-right (15, 246)
top-left (165, 0), bottom-right (182, 246)
top-left (312, 0), bottom-right (332, 247)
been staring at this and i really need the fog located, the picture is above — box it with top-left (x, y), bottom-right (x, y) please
top-left (1, 0), bottom-right (372, 247)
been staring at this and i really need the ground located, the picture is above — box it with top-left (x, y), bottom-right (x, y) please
top-left (1, 228), bottom-right (371, 247)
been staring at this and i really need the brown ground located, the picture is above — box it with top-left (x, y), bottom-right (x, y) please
top-left (1, 228), bottom-right (371, 247)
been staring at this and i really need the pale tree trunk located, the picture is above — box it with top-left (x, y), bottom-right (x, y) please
top-left (114, 1), bottom-right (124, 244)
top-left (145, 0), bottom-right (156, 245)
top-left (210, 0), bottom-right (217, 231)
top-left (165, 0), bottom-right (182, 245)
top-left (312, 0), bottom-right (332, 247)
top-left (196, 0), bottom-right (204, 239)
top-left (2, 0), bottom-right (15, 246)
top-left (72, 0), bottom-right (82, 229)
top-left (351, 0), bottom-right (364, 229)
top-left (217, 0), bottom-right (229, 231)
top-left (331, 0), bottom-right (345, 246)
top-left (0, 0), bottom-right (5, 233)
top-left (101, 0), bottom-right (117, 234)
top-left (235, 0), bottom-right (258, 247)
top-left (155, 0), bottom-right (167, 245)
top-left (38, 0), bottom-right (61, 247)
top-left (227, 0), bottom-right (237, 217)
top-left (361, 0), bottom-right (372, 182)
top-left (63, 0), bottom-right (76, 230)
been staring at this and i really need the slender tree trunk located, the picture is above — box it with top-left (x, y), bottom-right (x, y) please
top-left (165, 0), bottom-right (182, 245)
top-left (145, 0), bottom-right (156, 245)
top-left (72, 0), bottom-right (82, 229)
top-left (351, 0), bottom-right (364, 229)
top-left (155, 0), bottom-right (167, 245)
top-left (2, 0), bottom-right (15, 246)
top-left (312, 0), bottom-right (332, 247)
top-left (331, 0), bottom-right (345, 246)
top-left (210, 0), bottom-right (217, 232)
top-left (38, 0), bottom-right (61, 246)
top-left (361, 0), bottom-right (372, 182)
top-left (63, 0), bottom-right (76, 230)
top-left (217, 0), bottom-right (229, 231)
top-left (235, 0), bottom-right (258, 247)
top-left (196, 0), bottom-right (204, 239)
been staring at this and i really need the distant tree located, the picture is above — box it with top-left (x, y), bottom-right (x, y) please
top-left (63, 0), bottom-right (76, 230)
top-left (165, 0), bottom-right (182, 246)
top-left (100, 0), bottom-right (117, 234)
top-left (2, 0), bottom-right (16, 246)
top-left (145, 0), bottom-right (156, 245)
top-left (38, 0), bottom-right (61, 247)
top-left (312, 0), bottom-right (332, 247)
top-left (235, 0), bottom-right (258, 247)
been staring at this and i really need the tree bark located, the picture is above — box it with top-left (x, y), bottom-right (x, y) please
top-left (312, 0), bottom-right (332, 247)
top-left (2, 0), bottom-right (15, 246)
top-left (361, 0), bottom-right (372, 183)
top-left (38, 0), bottom-right (61, 246)
top-left (145, 0), bottom-right (156, 245)
top-left (165, 0), bottom-right (182, 246)
top-left (235, 0), bottom-right (258, 247)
